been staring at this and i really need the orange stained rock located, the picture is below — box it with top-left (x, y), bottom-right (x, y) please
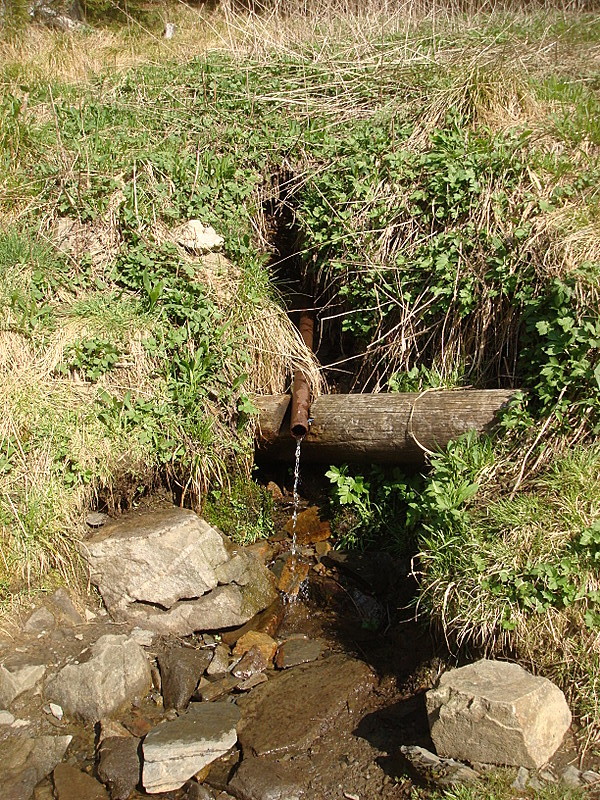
top-left (277, 556), bottom-right (310, 597)
top-left (233, 631), bottom-right (278, 666)
top-left (284, 506), bottom-right (331, 545)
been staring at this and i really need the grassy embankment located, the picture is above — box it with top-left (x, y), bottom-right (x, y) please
top-left (1, 0), bottom-right (600, 768)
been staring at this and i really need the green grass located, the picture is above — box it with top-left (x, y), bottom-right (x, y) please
top-left (1, 0), bottom-right (600, 756)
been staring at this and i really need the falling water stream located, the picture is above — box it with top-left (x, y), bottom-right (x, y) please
top-left (290, 436), bottom-right (303, 555)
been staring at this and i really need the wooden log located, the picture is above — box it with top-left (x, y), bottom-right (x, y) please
top-left (255, 390), bottom-right (516, 464)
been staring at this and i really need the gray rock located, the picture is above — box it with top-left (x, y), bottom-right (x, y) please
top-left (561, 765), bottom-right (583, 787)
top-left (275, 638), bottom-right (324, 669)
top-left (0, 734), bottom-right (72, 800)
top-left (228, 756), bottom-right (305, 800)
top-left (582, 770), bottom-right (600, 785)
top-left (87, 512), bottom-right (109, 528)
top-left (159, 645), bottom-right (212, 711)
top-left (199, 675), bottom-right (240, 702)
top-left (512, 766), bottom-right (530, 791)
top-left (207, 644), bottom-right (231, 676)
top-left (398, 745), bottom-right (479, 787)
top-left (53, 763), bottom-right (109, 800)
top-left (82, 509), bottom-right (230, 615)
top-left (82, 509), bottom-right (276, 636)
top-left (142, 702), bottom-right (240, 793)
top-left (46, 634), bottom-right (152, 721)
top-left (0, 662), bottom-right (46, 707)
top-left (47, 588), bottom-right (84, 626)
top-left (0, 709), bottom-right (15, 724)
top-left (97, 735), bottom-right (141, 800)
top-left (237, 654), bottom-right (375, 757)
top-left (23, 606), bottom-right (57, 634)
top-left (122, 576), bottom-right (277, 638)
top-left (426, 659), bottom-right (572, 769)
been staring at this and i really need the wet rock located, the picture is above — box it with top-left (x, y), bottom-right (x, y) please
top-left (199, 675), bottom-right (239, 702)
top-left (221, 598), bottom-right (285, 647)
top-left (97, 735), bottom-right (141, 800)
top-left (45, 634), bottom-right (152, 721)
top-left (0, 661), bottom-right (46, 707)
top-left (275, 637), bottom-right (324, 669)
top-left (244, 541), bottom-right (275, 564)
top-left (53, 763), bottom-right (109, 800)
top-left (99, 718), bottom-right (131, 742)
top-left (185, 782), bottom-right (215, 800)
top-left (265, 482), bottom-right (284, 502)
top-left (237, 654), bottom-right (376, 757)
top-left (228, 756), bottom-right (304, 800)
top-left (159, 645), bottom-right (213, 711)
top-left (207, 644), bottom-right (231, 676)
top-left (0, 734), bottom-right (72, 800)
top-left (315, 541), bottom-right (331, 558)
top-left (173, 221), bottom-right (224, 254)
top-left (232, 646), bottom-right (268, 680)
top-left (237, 673), bottom-right (268, 691)
top-left (233, 632), bottom-right (277, 666)
top-left (284, 506), bottom-right (331, 546)
top-left (350, 589), bottom-right (386, 630)
top-left (83, 509), bottom-right (230, 616)
top-left (427, 659), bottom-right (572, 769)
top-left (276, 556), bottom-right (309, 597)
top-left (107, 556), bottom-right (276, 636)
top-left (398, 745), bottom-right (480, 787)
top-left (322, 550), bottom-right (400, 596)
top-left (142, 702), bottom-right (240, 793)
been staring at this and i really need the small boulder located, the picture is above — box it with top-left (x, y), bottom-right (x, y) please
top-left (82, 509), bottom-right (230, 616)
top-left (97, 735), bottom-right (141, 800)
top-left (0, 661), bottom-right (46, 707)
top-left (45, 634), bottom-right (152, 721)
top-left (398, 745), bottom-right (480, 787)
top-left (233, 632), bottom-right (277, 666)
top-left (1, 734), bottom-right (72, 800)
top-left (53, 763), bottom-right (109, 800)
top-left (83, 509), bottom-right (276, 636)
top-left (159, 645), bottom-right (212, 711)
top-left (426, 659), bottom-right (572, 769)
top-left (232, 646), bottom-right (268, 680)
top-left (207, 644), bottom-right (231, 676)
top-left (237, 654), bottom-right (375, 757)
top-left (284, 506), bottom-right (330, 545)
top-left (142, 702), bottom-right (240, 793)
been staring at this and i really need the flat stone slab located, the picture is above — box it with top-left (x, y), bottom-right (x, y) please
top-left (237, 654), bottom-right (376, 757)
top-left (142, 701), bottom-right (240, 793)
top-left (426, 659), bottom-right (572, 769)
top-left (275, 637), bottom-right (324, 669)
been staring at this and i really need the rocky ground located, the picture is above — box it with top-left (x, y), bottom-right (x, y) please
top-left (0, 490), bottom-right (597, 800)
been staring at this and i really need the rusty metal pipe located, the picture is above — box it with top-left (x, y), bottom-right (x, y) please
top-left (290, 310), bottom-right (314, 439)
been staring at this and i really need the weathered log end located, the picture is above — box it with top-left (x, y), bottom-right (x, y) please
top-left (254, 390), bottom-right (518, 464)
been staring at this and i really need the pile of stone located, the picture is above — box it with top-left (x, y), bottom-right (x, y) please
top-left (0, 503), bottom-right (592, 799)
